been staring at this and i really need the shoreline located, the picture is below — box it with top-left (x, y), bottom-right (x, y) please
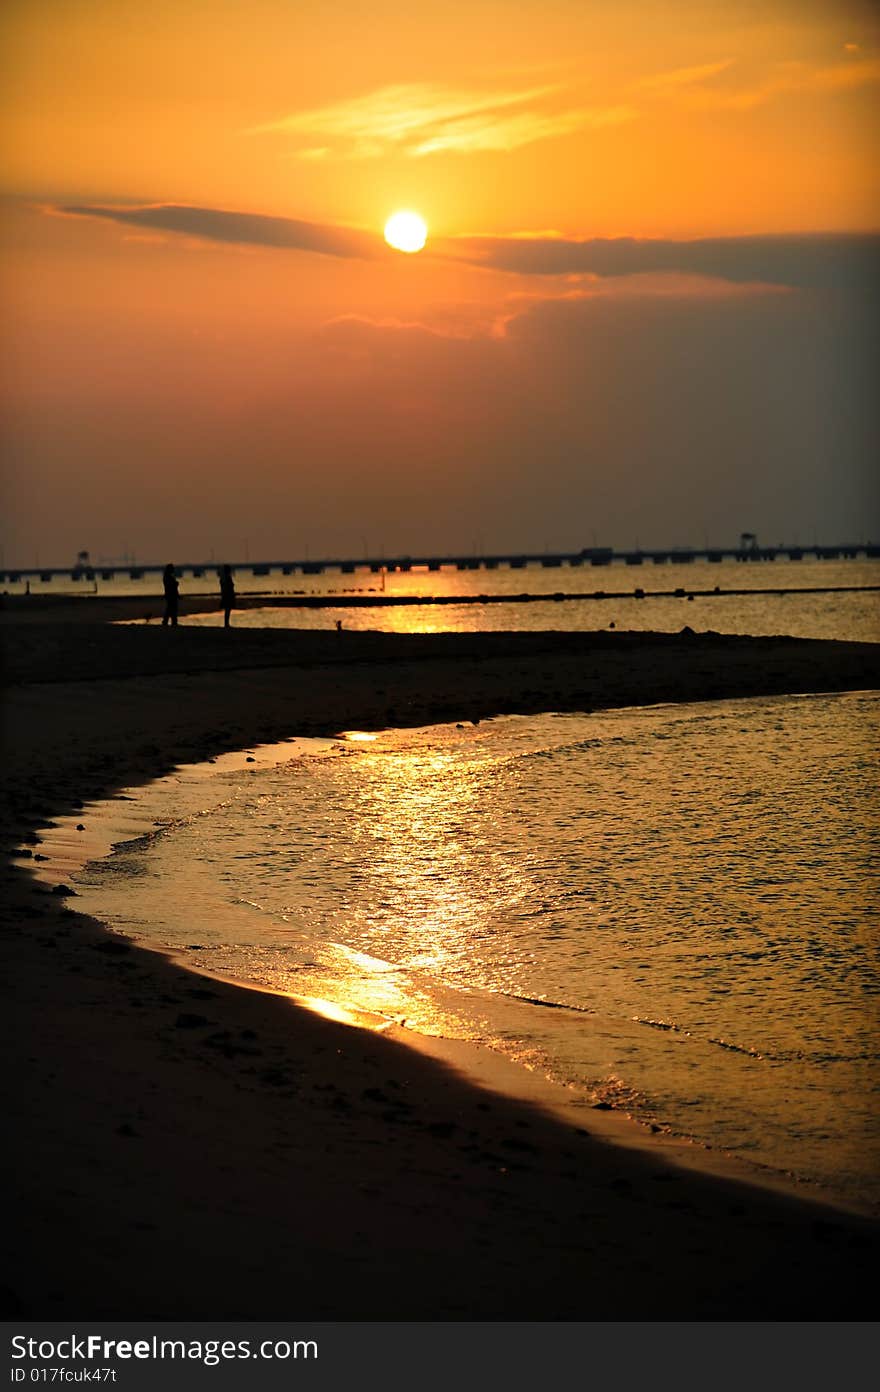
top-left (27, 714), bottom-right (879, 1222)
top-left (3, 621), bottom-right (880, 1317)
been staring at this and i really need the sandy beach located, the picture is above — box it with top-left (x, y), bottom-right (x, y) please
top-left (2, 612), bottom-right (879, 1319)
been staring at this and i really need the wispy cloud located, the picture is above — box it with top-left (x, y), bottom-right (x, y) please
top-left (447, 231), bottom-right (880, 290)
top-left (635, 59), bottom-right (735, 93)
top-left (638, 53), bottom-right (880, 113)
top-left (411, 103), bottom-right (634, 156)
top-left (57, 203), bottom-right (386, 261)
top-left (253, 82), bottom-right (635, 158)
top-left (54, 203), bottom-right (880, 293)
top-left (690, 56), bottom-right (880, 111)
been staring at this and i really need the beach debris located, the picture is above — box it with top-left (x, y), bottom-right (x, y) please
top-left (51, 883), bottom-right (75, 896)
top-left (76, 824), bottom-right (85, 832)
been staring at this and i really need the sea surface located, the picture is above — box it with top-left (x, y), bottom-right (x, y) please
top-left (9, 556), bottom-right (880, 642)
top-left (51, 689), bottom-right (880, 1213)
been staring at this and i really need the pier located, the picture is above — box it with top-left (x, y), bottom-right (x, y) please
top-left (1, 542), bottom-right (877, 585)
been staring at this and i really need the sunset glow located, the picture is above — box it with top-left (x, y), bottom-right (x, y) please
top-left (0, 0), bottom-right (877, 566)
top-left (2, 0), bottom-right (879, 1337)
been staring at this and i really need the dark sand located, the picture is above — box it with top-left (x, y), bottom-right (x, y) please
top-left (2, 615), bottom-right (879, 1319)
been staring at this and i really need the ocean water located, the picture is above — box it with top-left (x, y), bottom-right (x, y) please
top-left (56, 689), bottom-right (880, 1212)
top-left (10, 556), bottom-right (880, 642)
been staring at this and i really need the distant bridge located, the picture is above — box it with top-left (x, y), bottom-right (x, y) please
top-left (2, 543), bottom-right (878, 585)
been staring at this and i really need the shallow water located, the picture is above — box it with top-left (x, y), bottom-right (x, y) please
top-left (11, 556), bottom-right (880, 642)
top-left (186, 556), bottom-right (880, 642)
top-left (59, 690), bottom-right (880, 1211)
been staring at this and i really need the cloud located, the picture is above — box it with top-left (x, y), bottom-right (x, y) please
top-left (445, 231), bottom-right (880, 290)
top-left (57, 203), bottom-right (386, 261)
top-left (55, 204), bottom-right (880, 294)
top-left (640, 54), bottom-right (880, 113)
top-left (635, 59), bottom-right (735, 92)
top-left (300, 280), bottom-right (877, 548)
top-left (5, 232), bottom-right (876, 562)
top-left (409, 104), bottom-right (635, 156)
top-left (254, 81), bottom-right (635, 158)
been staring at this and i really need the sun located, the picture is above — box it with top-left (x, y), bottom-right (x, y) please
top-left (384, 210), bottom-right (427, 254)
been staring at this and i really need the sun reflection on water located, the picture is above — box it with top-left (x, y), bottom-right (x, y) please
top-left (65, 693), bottom-right (880, 1209)
top-left (343, 741), bottom-right (530, 980)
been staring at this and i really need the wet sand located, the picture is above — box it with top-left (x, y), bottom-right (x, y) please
top-left (2, 616), bottom-right (879, 1318)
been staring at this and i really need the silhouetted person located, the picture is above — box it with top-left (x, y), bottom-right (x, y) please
top-left (219, 564), bottom-right (235, 628)
top-left (162, 563), bottom-right (179, 626)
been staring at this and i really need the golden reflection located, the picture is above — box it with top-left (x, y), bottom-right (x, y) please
top-left (297, 995), bottom-right (390, 1030)
top-left (313, 939), bottom-right (472, 1039)
top-left (341, 731), bottom-right (379, 742)
top-left (351, 565), bottom-right (498, 636)
top-left (346, 738), bottom-right (530, 984)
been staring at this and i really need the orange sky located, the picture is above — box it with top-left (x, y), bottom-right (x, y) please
top-left (1, 0), bottom-right (878, 563)
top-left (4, 0), bottom-right (879, 234)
